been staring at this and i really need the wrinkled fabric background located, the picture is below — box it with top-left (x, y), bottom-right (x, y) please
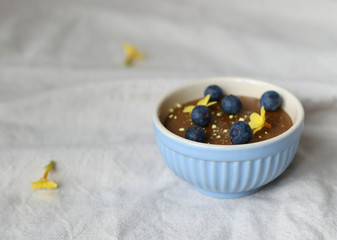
top-left (0, 0), bottom-right (337, 239)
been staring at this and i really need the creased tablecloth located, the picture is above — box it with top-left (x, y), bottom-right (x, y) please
top-left (0, 0), bottom-right (337, 239)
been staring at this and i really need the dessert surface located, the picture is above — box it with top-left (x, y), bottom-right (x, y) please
top-left (164, 96), bottom-right (292, 145)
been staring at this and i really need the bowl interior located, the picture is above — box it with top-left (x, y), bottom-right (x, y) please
top-left (157, 77), bottom-right (303, 128)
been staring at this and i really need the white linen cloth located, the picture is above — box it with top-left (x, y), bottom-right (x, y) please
top-left (0, 0), bottom-right (337, 239)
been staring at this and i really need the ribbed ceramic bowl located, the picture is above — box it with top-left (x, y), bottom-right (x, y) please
top-left (153, 77), bottom-right (304, 198)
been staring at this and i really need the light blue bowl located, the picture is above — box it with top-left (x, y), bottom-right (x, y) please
top-left (153, 77), bottom-right (304, 198)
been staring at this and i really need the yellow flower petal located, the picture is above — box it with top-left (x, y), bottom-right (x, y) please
top-left (252, 126), bottom-right (264, 134)
top-left (123, 43), bottom-right (143, 58)
top-left (206, 101), bottom-right (217, 107)
top-left (260, 106), bottom-right (266, 121)
top-left (248, 106), bottom-right (270, 134)
top-left (249, 113), bottom-right (264, 128)
top-left (123, 43), bottom-right (144, 66)
top-left (182, 94), bottom-right (217, 114)
top-left (31, 161), bottom-right (58, 190)
top-left (183, 105), bottom-right (195, 113)
top-left (31, 179), bottom-right (58, 190)
top-left (197, 94), bottom-right (211, 106)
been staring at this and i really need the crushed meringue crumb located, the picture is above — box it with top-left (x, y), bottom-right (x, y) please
top-left (169, 108), bottom-right (174, 113)
top-left (169, 114), bottom-right (173, 118)
top-left (174, 116), bottom-right (177, 120)
top-left (176, 103), bottom-right (182, 108)
top-left (178, 128), bottom-right (185, 132)
top-left (216, 112), bottom-right (222, 117)
top-left (212, 124), bottom-right (217, 129)
top-left (229, 115), bottom-right (234, 119)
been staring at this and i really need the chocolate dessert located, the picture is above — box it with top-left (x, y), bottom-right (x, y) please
top-left (164, 91), bottom-right (293, 145)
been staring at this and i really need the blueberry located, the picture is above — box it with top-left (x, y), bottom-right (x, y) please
top-left (185, 125), bottom-right (206, 143)
top-left (221, 95), bottom-right (242, 114)
top-left (191, 105), bottom-right (211, 127)
top-left (260, 91), bottom-right (281, 111)
top-left (204, 85), bottom-right (223, 101)
top-left (229, 121), bottom-right (252, 144)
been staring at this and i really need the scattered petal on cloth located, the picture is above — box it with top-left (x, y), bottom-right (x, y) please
top-left (31, 178), bottom-right (58, 190)
top-left (123, 43), bottom-right (144, 66)
top-left (31, 161), bottom-right (58, 190)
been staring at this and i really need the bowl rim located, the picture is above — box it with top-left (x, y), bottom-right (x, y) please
top-left (153, 76), bottom-right (305, 150)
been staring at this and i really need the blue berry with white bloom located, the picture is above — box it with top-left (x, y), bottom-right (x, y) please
top-left (185, 125), bottom-right (206, 143)
top-left (260, 91), bottom-right (281, 111)
top-left (204, 85), bottom-right (223, 101)
top-left (229, 121), bottom-right (252, 144)
top-left (191, 105), bottom-right (211, 127)
top-left (221, 95), bottom-right (242, 114)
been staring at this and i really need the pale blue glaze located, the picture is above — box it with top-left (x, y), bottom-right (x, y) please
top-left (153, 121), bottom-right (304, 198)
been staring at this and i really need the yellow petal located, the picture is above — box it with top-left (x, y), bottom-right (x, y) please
top-left (249, 113), bottom-right (264, 128)
top-left (123, 43), bottom-right (144, 66)
top-left (123, 43), bottom-right (135, 55)
top-left (252, 126), bottom-right (264, 134)
top-left (45, 180), bottom-right (58, 189)
top-left (31, 179), bottom-right (58, 190)
top-left (248, 121), bottom-right (262, 130)
top-left (123, 43), bottom-right (143, 59)
top-left (260, 106), bottom-right (266, 121)
top-left (197, 94), bottom-right (210, 106)
top-left (183, 105), bottom-right (195, 113)
top-left (206, 101), bottom-right (217, 107)
top-left (248, 106), bottom-right (269, 134)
